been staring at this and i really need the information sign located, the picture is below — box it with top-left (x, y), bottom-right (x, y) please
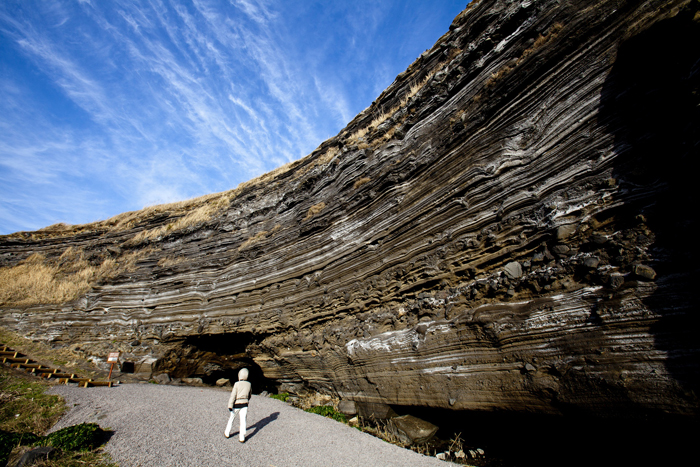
top-left (107, 352), bottom-right (120, 379)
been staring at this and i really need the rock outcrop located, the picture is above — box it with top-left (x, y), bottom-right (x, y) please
top-left (1, 0), bottom-right (699, 420)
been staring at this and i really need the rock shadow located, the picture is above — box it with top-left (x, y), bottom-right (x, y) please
top-left (599, 2), bottom-right (700, 408)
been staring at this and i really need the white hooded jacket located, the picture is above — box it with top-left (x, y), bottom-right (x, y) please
top-left (227, 368), bottom-right (252, 409)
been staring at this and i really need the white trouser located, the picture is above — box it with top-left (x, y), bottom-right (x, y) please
top-left (225, 406), bottom-right (248, 441)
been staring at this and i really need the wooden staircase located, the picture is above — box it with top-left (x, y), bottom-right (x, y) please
top-left (0, 344), bottom-right (114, 387)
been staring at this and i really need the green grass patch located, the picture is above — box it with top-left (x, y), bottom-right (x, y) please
top-left (0, 365), bottom-right (115, 466)
top-left (0, 367), bottom-right (66, 435)
top-left (43, 423), bottom-right (104, 451)
top-left (304, 405), bottom-right (347, 423)
top-left (270, 392), bottom-right (289, 402)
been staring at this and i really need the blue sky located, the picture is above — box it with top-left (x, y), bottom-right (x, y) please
top-left (0, 0), bottom-right (467, 235)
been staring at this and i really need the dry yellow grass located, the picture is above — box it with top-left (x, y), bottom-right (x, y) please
top-left (0, 253), bottom-right (89, 307)
top-left (353, 177), bottom-right (371, 190)
top-left (113, 191), bottom-right (231, 235)
top-left (316, 146), bottom-right (339, 166)
top-left (0, 248), bottom-right (145, 307)
top-left (295, 146), bottom-right (340, 178)
top-left (349, 127), bottom-right (369, 145)
top-left (485, 63), bottom-right (515, 88)
top-left (100, 160), bottom-right (306, 240)
top-left (522, 23), bottom-right (563, 59)
top-left (304, 202), bottom-right (326, 221)
top-left (346, 70), bottom-right (437, 146)
top-left (157, 256), bottom-right (187, 268)
top-left (128, 202), bottom-right (224, 245)
top-left (236, 160), bottom-right (299, 191)
top-left (239, 224), bottom-right (281, 251)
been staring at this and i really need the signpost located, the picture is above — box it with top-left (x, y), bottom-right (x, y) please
top-left (107, 352), bottom-right (120, 380)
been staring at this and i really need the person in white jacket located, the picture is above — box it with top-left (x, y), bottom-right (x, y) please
top-left (225, 368), bottom-right (252, 442)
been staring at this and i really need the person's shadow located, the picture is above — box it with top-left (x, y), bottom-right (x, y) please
top-left (233, 412), bottom-right (279, 441)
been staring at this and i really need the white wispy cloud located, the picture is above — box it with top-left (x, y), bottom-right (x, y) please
top-left (0, 0), bottom-right (466, 233)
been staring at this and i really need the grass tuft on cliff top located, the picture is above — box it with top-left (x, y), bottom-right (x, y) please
top-left (0, 249), bottom-right (145, 307)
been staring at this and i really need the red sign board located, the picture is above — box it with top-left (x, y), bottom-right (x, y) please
top-left (107, 352), bottom-right (120, 363)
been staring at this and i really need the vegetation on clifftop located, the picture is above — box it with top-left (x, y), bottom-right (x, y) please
top-left (0, 249), bottom-right (144, 307)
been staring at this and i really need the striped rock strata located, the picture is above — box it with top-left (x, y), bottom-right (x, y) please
top-left (1, 0), bottom-right (698, 419)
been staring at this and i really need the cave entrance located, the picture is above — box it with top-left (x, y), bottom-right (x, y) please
top-left (158, 332), bottom-right (276, 394)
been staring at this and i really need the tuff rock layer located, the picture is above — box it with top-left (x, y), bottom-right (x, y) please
top-left (1, 0), bottom-right (699, 418)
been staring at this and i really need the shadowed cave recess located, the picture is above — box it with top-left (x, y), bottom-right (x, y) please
top-left (155, 332), bottom-right (276, 393)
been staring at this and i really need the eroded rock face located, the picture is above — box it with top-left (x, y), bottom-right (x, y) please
top-left (1, 0), bottom-right (699, 418)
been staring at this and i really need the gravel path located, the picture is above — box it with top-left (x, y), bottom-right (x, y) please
top-left (48, 384), bottom-right (446, 467)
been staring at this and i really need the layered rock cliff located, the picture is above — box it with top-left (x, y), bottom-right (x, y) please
top-left (1, 0), bottom-right (698, 420)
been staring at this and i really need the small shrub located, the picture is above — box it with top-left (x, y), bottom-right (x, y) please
top-left (353, 177), bottom-right (371, 190)
top-left (270, 392), bottom-right (289, 402)
top-left (304, 406), bottom-right (347, 424)
top-left (43, 423), bottom-right (103, 451)
top-left (239, 225), bottom-right (281, 251)
top-left (239, 230), bottom-right (268, 250)
top-left (522, 23), bottom-right (563, 59)
top-left (304, 202), bottom-right (326, 221)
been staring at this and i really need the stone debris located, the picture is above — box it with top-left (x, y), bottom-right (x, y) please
top-left (15, 446), bottom-right (59, 467)
top-left (633, 264), bottom-right (657, 280)
top-left (134, 357), bottom-right (157, 376)
top-left (388, 414), bottom-right (439, 445)
top-left (338, 400), bottom-right (357, 416)
top-left (181, 377), bottom-right (203, 385)
top-left (503, 261), bottom-right (522, 279)
top-left (557, 224), bottom-right (577, 240)
top-left (153, 373), bottom-right (171, 384)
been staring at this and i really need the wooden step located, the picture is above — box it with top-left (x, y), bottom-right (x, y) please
top-left (8, 359), bottom-right (32, 366)
top-left (22, 363), bottom-right (44, 369)
top-left (69, 378), bottom-right (92, 384)
top-left (48, 373), bottom-right (77, 379)
top-left (86, 381), bottom-right (113, 387)
top-left (33, 368), bottom-right (60, 374)
top-left (1, 343), bottom-right (114, 389)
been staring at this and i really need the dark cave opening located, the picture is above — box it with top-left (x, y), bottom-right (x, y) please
top-left (158, 332), bottom-right (276, 394)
